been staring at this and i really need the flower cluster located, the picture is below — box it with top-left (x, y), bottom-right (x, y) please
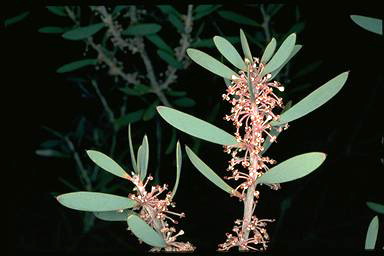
top-left (126, 174), bottom-right (195, 251)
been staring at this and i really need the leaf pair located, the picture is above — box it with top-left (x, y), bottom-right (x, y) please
top-left (128, 124), bottom-right (149, 181)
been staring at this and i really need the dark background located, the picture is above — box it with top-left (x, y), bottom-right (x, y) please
top-left (6, 3), bottom-right (383, 254)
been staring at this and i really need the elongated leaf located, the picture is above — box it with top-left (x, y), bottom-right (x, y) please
top-left (128, 124), bottom-right (138, 173)
top-left (367, 202), bottom-right (384, 214)
top-left (143, 100), bottom-right (159, 121)
top-left (351, 15), bottom-right (382, 35)
top-left (185, 145), bottom-right (235, 195)
top-left (94, 209), bottom-right (133, 221)
top-left (269, 44), bottom-right (302, 80)
top-left (127, 214), bottom-right (166, 248)
top-left (165, 128), bottom-right (177, 154)
top-left (240, 29), bottom-right (252, 62)
top-left (136, 145), bottom-right (143, 177)
top-left (119, 84), bottom-right (151, 96)
top-left (157, 49), bottom-right (183, 69)
top-left (38, 26), bottom-right (66, 34)
top-left (257, 152), bottom-right (326, 184)
top-left (115, 109), bottom-right (144, 130)
top-left (165, 89), bottom-right (187, 97)
top-left (62, 23), bottom-right (104, 40)
top-left (157, 106), bottom-right (237, 145)
top-left (57, 192), bottom-right (136, 211)
top-left (46, 6), bottom-right (66, 16)
top-left (123, 23), bottom-right (162, 36)
top-left (138, 135), bottom-right (149, 181)
top-left (260, 33), bottom-right (296, 77)
top-left (157, 5), bottom-right (180, 17)
top-left (145, 34), bottom-right (173, 54)
top-left (57, 59), bottom-right (96, 73)
top-left (35, 149), bottom-right (70, 158)
top-left (171, 141), bottom-right (182, 199)
top-left (271, 71), bottom-right (349, 126)
top-left (218, 10), bottom-right (261, 27)
top-left (214, 36), bottom-right (245, 70)
top-left (86, 150), bottom-right (129, 179)
top-left (194, 5), bottom-right (221, 20)
top-left (186, 48), bottom-right (238, 79)
top-left (365, 216), bottom-right (379, 249)
top-left (168, 14), bottom-right (184, 33)
top-left (4, 11), bottom-right (30, 27)
top-left (191, 38), bottom-right (215, 48)
top-left (172, 97), bottom-right (196, 107)
top-left (261, 38), bottom-right (276, 64)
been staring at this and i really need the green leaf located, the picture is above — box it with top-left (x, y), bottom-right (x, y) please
top-left (365, 216), bottom-right (379, 249)
top-left (94, 209), bottom-right (133, 221)
top-left (194, 5), bottom-right (221, 20)
top-left (35, 149), bottom-right (69, 158)
top-left (46, 6), bottom-right (67, 16)
top-left (157, 5), bottom-right (181, 17)
top-left (62, 23), bottom-right (104, 40)
top-left (56, 59), bottom-right (96, 73)
top-left (39, 139), bottom-right (62, 148)
top-left (257, 152), bottom-right (326, 184)
top-left (171, 141), bottom-right (182, 199)
top-left (172, 97), bottom-right (196, 107)
top-left (165, 128), bottom-right (177, 155)
top-left (5, 11), bottom-right (30, 27)
top-left (367, 202), bottom-right (384, 214)
top-left (122, 23), bottom-right (162, 36)
top-left (86, 150), bottom-right (129, 179)
top-left (186, 48), bottom-right (238, 79)
top-left (351, 15), bottom-right (382, 35)
top-left (157, 106), bottom-right (237, 145)
top-left (286, 22), bottom-right (306, 36)
top-left (213, 36), bottom-right (246, 70)
top-left (112, 6), bottom-right (128, 16)
top-left (224, 78), bottom-right (232, 87)
top-left (261, 38), bottom-right (277, 64)
top-left (137, 135), bottom-right (149, 181)
top-left (115, 109), bottom-right (144, 130)
top-left (145, 34), bottom-right (173, 54)
top-left (168, 14), bottom-right (184, 33)
top-left (157, 49), bottom-right (183, 69)
top-left (127, 214), bottom-right (166, 248)
top-left (119, 84), bottom-right (152, 96)
top-left (240, 29), bottom-right (253, 62)
top-left (38, 26), bottom-right (66, 34)
top-left (218, 10), bottom-right (261, 27)
top-left (57, 192), bottom-right (136, 212)
top-left (268, 4), bottom-right (284, 17)
top-left (128, 124), bottom-right (138, 174)
top-left (143, 100), bottom-right (159, 121)
top-left (271, 71), bottom-right (349, 126)
top-left (185, 145), bottom-right (235, 195)
top-left (165, 89), bottom-right (187, 97)
top-left (269, 44), bottom-right (302, 80)
top-left (260, 33), bottom-right (296, 77)
top-left (191, 38), bottom-right (215, 48)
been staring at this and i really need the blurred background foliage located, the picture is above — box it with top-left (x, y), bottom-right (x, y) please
top-left (6, 3), bottom-right (382, 253)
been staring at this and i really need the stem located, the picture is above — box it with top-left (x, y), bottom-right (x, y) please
top-left (260, 5), bottom-right (271, 42)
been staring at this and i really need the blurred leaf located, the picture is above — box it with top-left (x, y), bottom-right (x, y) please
top-left (367, 202), bottom-right (384, 214)
top-left (157, 49), bottom-right (183, 69)
top-left (58, 177), bottom-right (80, 191)
top-left (292, 60), bottom-right (322, 79)
top-left (115, 109), bottom-right (145, 130)
top-left (261, 37), bottom-right (277, 64)
top-left (35, 149), bottom-right (69, 158)
top-left (351, 15), bottom-right (382, 35)
top-left (42, 126), bottom-right (64, 138)
top-left (39, 139), bottom-right (62, 148)
top-left (128, 124), bottom-right (138, 174)
top-left (187, 48), bottom-right (238, 79)
top-left (62, 23), bottom-right (104, 40)
top-left (271, 71), bottom-right (349, 125)
top-left (194, 5), bottom-right (221, 20)
top-left (165, 128), bottom-right (177, 154)
top-left (137, 135), bottom-right (149, 181)
top-left (94, 209), bottom-right (133, 221)
top-left (46, 6), bottom-right (67, 16)
top-left (5, 11), bottom-right (30, 27)
top-left (112, 6), bottom-right (127, 16)
top-left (365, 216), bottom-right (379, 249)
top-left (224, 78), bottom-right (232, 87)
top-left (171, 141), bottom-right (182, 199)
top-left (143, 100), bottom-right (160, 121)
top-left (267, 4), bottom-right (284, 17)
top-left (185, 145), bottom-right (235, 195)
top-left (127, 214), bottom-right (166, 248)
top-left (56, 59), bottom-right (96, 73)
top-left (257, 152), bottom-right (326, 184)
top-left (57, 192), bottom-right (136, 211)
top-left (286, 22), bottom-right (305, 36)
top-left (260, 33), bottom-right (296, 77)
top-left (213, 36), bottom-right (246, 70)
top-left (191, 38), bottom-right (215, 48)
top-left (269, 44), bottom-right (302, 80)
top-left (240, 29), bottom-right (253, 62)
top-left (165, 89), bottom-right (187, 97)
top-left (195, 21), bottom-right (205, 38)
top-left (122, 23), bottom-right (162, 36)
top-left (157, 5), bottom-right (181, 17)
top-left (157, 106), bottom-right (237, 145)
top-left (218, 10), bottom-right (261, 27)
top-left (172, 97), bottom-right (196, 107)
top-left (145, 34), bottom-right (173, 54)
top-left (86, 150), bottom-right (129, 180)
top-left (120, 84), bottom-right (152, 96)
top-left (168, 14), bottom-right (184, 33)
top-left (38, 26), bottom-right (66, 34)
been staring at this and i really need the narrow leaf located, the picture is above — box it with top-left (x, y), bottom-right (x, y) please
top-left (213, 36), bottom-right (246, 70)
top-left (218, 11), bottom-right (261, 27)
top-left (367, 202), bottom-right (384, 214)
top-left (4, 11), bottom-right (30, 27)
top-left (35, 149), bottom-right (69, 158)
top-left (191, 38), bottom-right (215, 48)
top-left (115, 109), bottom-right (144, 130)
top-left (143, 100), bottom-right (159, 121)
top-left (351, 15), bottom-right (382, 35)
top-left (145, 34), bottom-right (173, 54)
top-left (57, 192), bottom-right (136, 211)
top-left (119, 84), bottom-right (151, 96)
top-left (240, 29), bottom-right (253, 62)
top-left (261, 38), bottom-right (277, 64)
top-left (94, 209), bottom-right (133, 221)
top-left (171, 141), bottom-right (182, 199)
top-left (38, 26), bottom-right (66, 34)
top-left (271, 71), bottom-right (349, 125)
top-left (185, 145), bottom-right (235, 195)
top-left (46, 6), bottom-right (67, 16)
top-left (257, 152), bottom-right (326, 184)
top-left (62, 23), bottom-right (104, 40)
top-left (365, 216), bottom-right (379, 249)
top-left (165, 89), bottom-right (187, 97)
top-left (168, 15), bottom-right (184, 33)
top-left (157, 49), bottom-right (183, 69)
top-left (172, 97), bottom-right (196, 107)
top-left (57, 59), bottom-right (96, 73)
top-left (128, 124), bottom-right (138, 173)
top-left (186, 48), bottom-right (238, 79)
top-left (123, 23), bottom-right (162, 36)
top-left (157, 106), bottom-right (237, 145)
top-left (165, 128), bottom-right (177, 154)
top-left (87, 150), bottom-right (129, 179)
top-left (138, 135), bottom-right (149, 181)
top-left (127, 214), bottom-right (166, 248)
top-left (194, 5), bottom-right (221, 20)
